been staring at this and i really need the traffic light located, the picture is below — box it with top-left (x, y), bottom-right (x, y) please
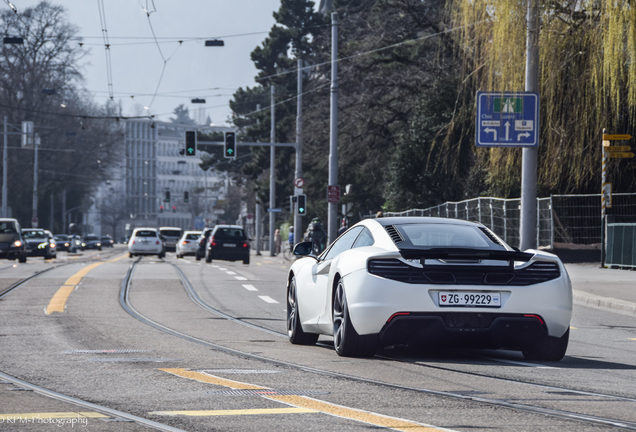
top-left (185, 131), bottom-right (196, 157)
top-left (184, 191), bottom-right (189, 203)
top-left (165, 191), bottom-right (170, 202)
top-left (159, 205), bottom-right (164, 213)
top-left (297, 194), bottom-right (307, 216)
top-left (224, 131), bottom-right (236, 159)
top-left (172, 205), bottom-right (176, 213)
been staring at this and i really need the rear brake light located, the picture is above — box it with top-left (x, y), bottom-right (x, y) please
top-left (156, 240), bottom-right (160, 245)
top-left (387, 312), bottom-right (410, 323)
top-left (524, 314), bottom-right (545, 325)
top-left (243, 242), bottom-right (248, 248)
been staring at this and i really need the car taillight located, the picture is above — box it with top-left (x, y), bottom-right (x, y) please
top-left (183, 240), bottom-right (189, 245)
top-left (243, 242), bottom-right (248, 248)
top-left (133, 240), bottom-right (136, 244)
top-left (210, 236), bottom-right (217, 247)
top-left (156, 240), bottom-right (160, 245)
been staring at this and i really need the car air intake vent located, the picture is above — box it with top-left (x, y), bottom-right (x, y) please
top-left (385, 225), bottom-right (404, 244)
top-left (511, 261), bottom-right (560, 285)
top-left (368, 259), bottom-right (560, 286)
top-left (479, 227), bottom-right (503, 246)
top-left (368, 259), bottom-right (426, 283)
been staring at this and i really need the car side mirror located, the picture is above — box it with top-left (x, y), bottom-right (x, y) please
top-left (293, 241), bottom-right (314, 257)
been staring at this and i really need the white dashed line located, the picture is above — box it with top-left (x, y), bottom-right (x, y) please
top-left (243, 284), bottom-right (258, 291)
top-left (258, 296), bottom-right (279, 304)
top-left (235, 276), bottom-right (247, 281)
top-left (226, 271), bottom-right (237, 275)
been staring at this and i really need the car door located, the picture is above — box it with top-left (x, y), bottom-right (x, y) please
top-left (300, 227), bottom-right (364, 329)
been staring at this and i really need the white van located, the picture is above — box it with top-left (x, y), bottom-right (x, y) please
top-left (159, 226), bottom-right (183, 252)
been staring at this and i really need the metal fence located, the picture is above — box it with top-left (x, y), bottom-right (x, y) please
top-left (384, 193), bottom-right (636, 249)
top-left (606, 222), bottom-right (636, 269)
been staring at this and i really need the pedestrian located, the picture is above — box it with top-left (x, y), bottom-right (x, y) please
top-left (288, 226), bottom-right (294, 250)
top-left (274, 228), bottom-right (281, 255)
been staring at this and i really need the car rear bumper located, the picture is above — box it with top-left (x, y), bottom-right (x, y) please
top-left (379, 312), bottom-right (548, 350)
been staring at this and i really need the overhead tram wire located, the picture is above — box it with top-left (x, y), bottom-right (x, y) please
top-left (97, 0), bottom-right (115, 103)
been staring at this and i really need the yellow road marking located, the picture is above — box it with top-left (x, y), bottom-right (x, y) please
top-left (45, 253), bottom-right (128, 314)
top-left (570, 326), bottom-right (578, 330)
top-left (0, 412), bottom-right (107, 420)
top-left (629, 338), bottom-right (636, 341)
top-left (159, 368), bottom-right (451, 432)
top-left (150, 408), bottom-right (317, 417)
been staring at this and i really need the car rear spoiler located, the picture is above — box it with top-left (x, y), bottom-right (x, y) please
top-left (399, 248), bottom-right (534, 265)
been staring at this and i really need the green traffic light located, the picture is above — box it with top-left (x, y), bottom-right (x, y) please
top-left (227, 149), bottom-right (233, 155)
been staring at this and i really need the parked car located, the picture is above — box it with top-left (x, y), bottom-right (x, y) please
top-left (194, 227), bottom-right (214, 261)
top-left (128, 228), bottom-right (165, 258)
top-left (159, 227), bottom-right (183, 252)
top-left (22, 228), bottom-right (55, 259)
top-left (0, 218), bottom-right (27, 263)
top-left (176, 231), bottom-right (202, 258)
top-left (81, 234), bottom-right (102, 251)
top-left (54, 234), bottom-right (71, 252)
top-left (287, 217), bottom-right (572, 361)
top-left (100, 235), bottom-right (114, 248)
top-left (205, 225), bottom-right (250, 264)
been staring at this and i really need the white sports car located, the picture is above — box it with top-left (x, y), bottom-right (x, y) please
top-left (287, 217), bottom-right (572, 360)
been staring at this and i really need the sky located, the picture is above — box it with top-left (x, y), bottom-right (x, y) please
top-left (9, 0), bottom-right (285, 125)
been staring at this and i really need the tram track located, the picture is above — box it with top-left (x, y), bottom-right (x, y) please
top-left (119, 258), bottom-right (636, 431)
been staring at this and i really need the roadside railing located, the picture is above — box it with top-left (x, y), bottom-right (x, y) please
top-left (383, 193), bottom-right (636, 249)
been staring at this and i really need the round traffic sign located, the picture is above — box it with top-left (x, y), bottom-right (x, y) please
top-left (294, 177), bottom-right (304, 188)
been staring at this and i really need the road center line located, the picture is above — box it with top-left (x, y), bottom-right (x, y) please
top-left (258, 296), bottom-right (279, 304)
top-left (45, 253), bottom-right (128, 315)
top-left (158, 368), bottom-right (455, 432)
top-left (242, 284), bottom-right (258, 291)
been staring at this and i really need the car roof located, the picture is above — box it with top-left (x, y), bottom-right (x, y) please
top-left (133, 227), bottom-right (158, 231)
top-left (159, 226), bottom-right (182, 230)
top-left (213, 225), bottom-right (244, 229)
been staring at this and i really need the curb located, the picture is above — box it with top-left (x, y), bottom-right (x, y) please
top-left (573, 289), bottom-right (636, 317)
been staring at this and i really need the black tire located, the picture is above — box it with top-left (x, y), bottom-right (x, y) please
top-left (287, 276), bottom-right (319, 345)
top-left (158, 252), bottom-right (165, 259)
top-left (129, 253), bottom-right (133, 258)
top-left (333, 279), bottom-right (377, 357)
top-left (195, 251), bottom-right (201, 261)
top-left (98, 247), bottom-right (102, 251)
top-left (523, 328), bottom-right (569, 361)
top-left (19, 254), bottom-right (26, 263)
top-left (243, 258), bottom-right (250, 265)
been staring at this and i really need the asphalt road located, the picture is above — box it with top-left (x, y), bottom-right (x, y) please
top-left (1, 246), bottom-right (635, 431)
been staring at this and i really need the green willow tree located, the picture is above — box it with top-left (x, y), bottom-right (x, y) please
top-left (447, 0), bottom-right (636, 196)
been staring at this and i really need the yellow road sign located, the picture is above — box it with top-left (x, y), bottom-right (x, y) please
top-left (608, 152), bottom-right (635, 158)
top-left (603, 134), bottom-right (632, 141)
top-left (604, 145), bottom-right (632, 152)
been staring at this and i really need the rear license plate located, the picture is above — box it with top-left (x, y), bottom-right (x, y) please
top-left (223, 243), bottom-right (236, 247)
top-left (438, 292), bottom-right (501, 307)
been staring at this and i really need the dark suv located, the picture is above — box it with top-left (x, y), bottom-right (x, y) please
top-left (0, 218), bottom-right (27, 263)
top-left (194, 227), bottom-right (214, 261)
top-left (205, 225), bottom-right (250, 265)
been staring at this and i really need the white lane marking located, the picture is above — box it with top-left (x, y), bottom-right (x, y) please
top-left (226, 271), bottom-right (237, 275)
top-left (235, 276), bottom-right (247, 281)
top-left (243, 285), bottom-right (258, 291)
top-left (258, 296), bottom-right (279, 304)
top-left (219, 267), bottom-right (228, 271)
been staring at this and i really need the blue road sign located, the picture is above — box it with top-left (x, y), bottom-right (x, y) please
top-left (476, 92), bottom-right (539, 147)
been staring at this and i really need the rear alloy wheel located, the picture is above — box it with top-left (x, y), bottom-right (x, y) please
top-left (333, 279), bottom-right (377, 357)
top-left (522, 328), bottom-right (569, 361)
top-left (287, 276), bottom-right (318, 345)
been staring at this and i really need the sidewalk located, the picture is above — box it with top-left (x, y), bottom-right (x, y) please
top-left (565, 263), bottom-right (636, 316)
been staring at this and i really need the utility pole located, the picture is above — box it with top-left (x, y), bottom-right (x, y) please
top-left (2, 117), bottom-right (7, 218)
top-left (269, 85), bottom-right (276, 256)
top-left (327, 11), bottom-right (339, 244)
top-left (520, 0), bottom-right (539, 250)
top-left (32, 133), bottom-right (39, 227)
top-left (294, 58), bottom-right (303, 245)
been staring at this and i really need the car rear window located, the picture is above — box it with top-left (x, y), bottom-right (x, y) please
top-left (160, 229), bottom-right (182, 237)
top-left (134, 230), bottom-right (157, 238)
top-left (214, 228), bottom-right (245, 240)
top-left (185, 233), bottom-right (199, 240)
top-left (396, 223), bottom-right (505, 250)
top-left (85, 235), bottom-right (99, 241)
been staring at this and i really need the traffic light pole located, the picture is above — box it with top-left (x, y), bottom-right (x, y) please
top-left (327, 11), bottom-right (339, 245)
top-left (294, 58), bottom-right (304, 245)
top-left (270, 86), bottom-right (276, 256)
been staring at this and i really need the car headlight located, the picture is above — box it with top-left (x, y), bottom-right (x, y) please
top-left (81, 243), bottom-right (86, 247)
top-left (50, 243), bottom-right (56, 248)
top-left (64, 242), bottom-right (69, 247)
top-left (97, 243), bottom-right (101, 247)
top-left (12, 240), bottom-right (21, 248)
